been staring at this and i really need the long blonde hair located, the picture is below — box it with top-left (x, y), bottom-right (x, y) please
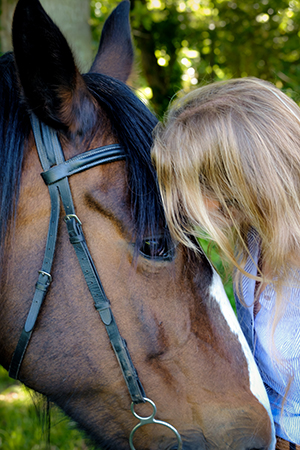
top-left (152, 77), bottom-right (300, 302)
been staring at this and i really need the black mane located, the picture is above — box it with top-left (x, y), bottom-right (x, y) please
top-left (0, 53), bottom-right (31, 254)
top-left (83, 72), bottom-right (167, 249)
top-left (0, 53), bottom-right (168, 260)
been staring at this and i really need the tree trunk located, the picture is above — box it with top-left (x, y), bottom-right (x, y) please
top-left (0, 0), bottom-right (93, 71)
top-left (0, 0), bottom-right (15, 53)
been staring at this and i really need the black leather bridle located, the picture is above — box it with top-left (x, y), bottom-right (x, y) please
top-left (9, 114), bottom-right (182, 450)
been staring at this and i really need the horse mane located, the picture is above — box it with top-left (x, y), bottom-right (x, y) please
top-left (83, 72), bottom-right (167, 250)
top-left (0, 53), bottom-right (169, 262)
top-left (0, 53), bottom-right (31, 256)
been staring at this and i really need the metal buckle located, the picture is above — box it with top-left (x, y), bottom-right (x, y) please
top-left (38, 270), bottom-right (52, 284)
top-left (64, 214), bottom-right (82, 225)
top-left (129, 398), bottom-right (182, 450)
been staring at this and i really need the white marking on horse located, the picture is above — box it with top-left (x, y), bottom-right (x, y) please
top-left (209, 269), bottom-right (276, 450)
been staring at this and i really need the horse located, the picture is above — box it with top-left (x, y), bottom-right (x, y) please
top-left (0, 1), bottom-right (276, 449)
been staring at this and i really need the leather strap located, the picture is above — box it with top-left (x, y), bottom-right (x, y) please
top-left (9, 117), bottom-right (60, 379)
top-left (41, 145), bottom-right (126, 185)
top-left (10, 114), bottom-right (146, 404)
top-left (64, 215), bottom-right (145, 402)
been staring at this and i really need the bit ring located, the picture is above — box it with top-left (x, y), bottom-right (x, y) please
top-left (129, 397), bottom-right (182, 450)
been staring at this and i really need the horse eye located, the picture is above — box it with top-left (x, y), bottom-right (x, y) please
top-left (139, 237), bottom-right (174, 261)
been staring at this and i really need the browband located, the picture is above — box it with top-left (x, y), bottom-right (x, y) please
top-left (42, 144), bottom-right (126, 185)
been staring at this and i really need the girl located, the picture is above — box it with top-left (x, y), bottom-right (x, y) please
top-left (151, 78), bottom-right (300, 449)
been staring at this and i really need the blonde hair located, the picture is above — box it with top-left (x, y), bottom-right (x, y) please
top-left (152, 77), bottom-right (300, 426)
top-left (152, 78), bottom-right (300, 291)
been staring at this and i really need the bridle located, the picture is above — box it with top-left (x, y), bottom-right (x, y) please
top-left (9, 114), bottom-right (182, 450)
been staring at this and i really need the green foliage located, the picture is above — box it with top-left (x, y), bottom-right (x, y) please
top-left (199, 238), bottom-right (235, 311)
top-left (91, 0), bottom-right (300, 116)
top-left (0, 367), bottom-right (87, 450)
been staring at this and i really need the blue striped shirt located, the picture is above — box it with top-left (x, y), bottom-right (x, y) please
top-left (234, 228), bottom-right (300, 443)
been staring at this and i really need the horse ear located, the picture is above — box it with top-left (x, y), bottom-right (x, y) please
top-left (12, 0), bottom-right (96, 133)
top-left (89, 0), bottom-right (134, 82)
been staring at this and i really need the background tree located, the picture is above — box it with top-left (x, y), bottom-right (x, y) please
top-left (91, 0), bottom-right (300, 116)
top-left (0, 0), bottom-right (16, 53)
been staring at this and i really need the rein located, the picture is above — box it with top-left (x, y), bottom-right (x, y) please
top-left (9, 114), bottom-right (182, 450)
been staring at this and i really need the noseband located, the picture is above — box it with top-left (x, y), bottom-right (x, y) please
top-left (9, 114), bottom-right (182, 450)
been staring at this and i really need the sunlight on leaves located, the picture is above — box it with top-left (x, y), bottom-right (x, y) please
top-left (0, 385), bottom-right (31, 405)
top-left (89, 0), bottom-right (300, 116)
top-left (147, 0), bottom-right (165, 10)
top-left (256, 13), bottom-right (270, 23)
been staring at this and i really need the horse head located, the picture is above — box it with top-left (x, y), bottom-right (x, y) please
top-left (0, 1), bottom-right (275, 449)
